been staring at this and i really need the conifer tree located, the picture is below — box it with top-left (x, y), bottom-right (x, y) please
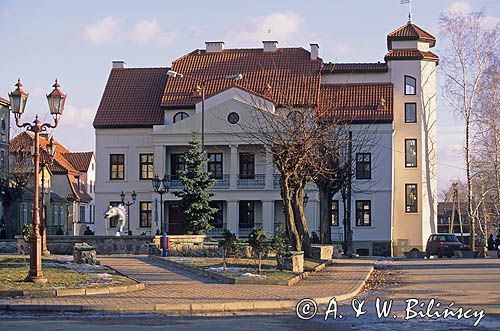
top-left (174, 132), bottom-right (217, 234)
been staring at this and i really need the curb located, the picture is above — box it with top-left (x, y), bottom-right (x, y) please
top-left (0, 282), bottom-right (145, 299)
top-left (0, 266), bottom-right (373, 314)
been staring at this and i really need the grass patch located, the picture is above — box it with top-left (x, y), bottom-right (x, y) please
top-left (0, 256), bottom-right (135, 292)
top-left (168, 257), bottom-right (323, 283)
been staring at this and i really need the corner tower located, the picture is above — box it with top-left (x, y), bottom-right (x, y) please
top-left (385, 20), bottom-right (439, 255)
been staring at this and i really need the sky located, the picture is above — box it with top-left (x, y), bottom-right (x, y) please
top-left (0, 0), bottom-right (498, 192)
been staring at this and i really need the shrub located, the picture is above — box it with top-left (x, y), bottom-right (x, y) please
top-left (218, 230), bottom-right (238, 271)
top-left (271, 230), bottom-right (289, 271)
top-left (248, 228), bottom-right (270, 274)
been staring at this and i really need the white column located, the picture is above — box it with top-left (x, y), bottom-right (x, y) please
top-left (264, 147), bottom-right (273, 190)
top-left (229, 144), bottom-right (238, 189)
top-left (262, 200), bottom-right (275, 235)
top-left (154, 144), bottom-right (166, 176)
top-left (226, 200), bottom-right (239, 236)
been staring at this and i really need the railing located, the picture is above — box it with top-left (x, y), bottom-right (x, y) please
top-left (167, 176), bottom-right (183, 189)
top-left (207, 224), bottom-right (226, 237)
top-left (238, 223), bottom-right (262, 237)
top-left (237, 174), bottom-right (265, 188)
top-left (213, 174), bottom-right (230, 189)
top-left (274, 223), bottom-right (285, 234)
top-left (273, 174), bottom-right (281, 189)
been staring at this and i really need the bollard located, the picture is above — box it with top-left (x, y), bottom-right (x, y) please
top-left (162, 231), bottom-right (167, 257)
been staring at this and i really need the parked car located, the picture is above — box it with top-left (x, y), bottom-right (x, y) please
top-left (426, 234), bottom-right (465, 258)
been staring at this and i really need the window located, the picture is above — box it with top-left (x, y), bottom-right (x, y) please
top-left (79, 205), bottom-right (86, 223)
top-left (170, 154), bottom-right (185, 180)
top-left (75, 176), bottom-right (81, 191)
top-left (110, 154), bottom-right (125, 180)
top-left (331, 200), bottom-right (339, 226)
top-left (356, 153), bottom-right (371, 179)
top-left (405, 103), bottom-right (417, 123)
top-left (356, 200), bottom-right (371, 226)
top-left (108, 201), bottom-right (121, 228)
top-left (139, 153), bottom-right (154, 180)
top-left (208, 153), bottom-right (223, 179)
top-left (140, 202), bottom-right (153, 228)
top-left (405, 75), bottom-right (416, 95)
top-left (22, 203), bottom-right (27, 225)
top-left (405, 139), bottom-right (417, 167)
top-left (405, 184), bottom-right (418, 213)
top-left (239, 153), bottom-right (255, 179)
top-left (239, 201), bottom-right (255, 228)
top-left (209, 201), bottom-right (224, 228)
top-left (173, 112), bottom-right (189, 123)
top-left (89, 180), bottom-right (93, 193)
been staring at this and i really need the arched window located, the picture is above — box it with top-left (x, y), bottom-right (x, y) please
top-left (173, 112), bottom-right (189, 123)
top-left (404, 75), bottom-right (416, 95)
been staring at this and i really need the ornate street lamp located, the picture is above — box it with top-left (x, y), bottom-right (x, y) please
top-left (39, 136), bottom-right (57, 256)
top-left (166, 71), bottom-right (243, 149)
top-left (9, 79), bottom-right (66, 283)
top-left (120, 190), bottom-right (137, 235)
top-left (303, 193), bottom-right (310, 207)
top-left (152, 174), bottom-right (170, 234)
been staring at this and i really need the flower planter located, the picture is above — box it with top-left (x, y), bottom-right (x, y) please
top-left (311, 245), bottom-right (334, 260)
top-left (283, 251), bottom-right (304, 273)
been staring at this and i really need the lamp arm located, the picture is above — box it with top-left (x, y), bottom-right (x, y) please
top-left (14, 115), bottom-right (34, 131)
top-left (41, 116), bottom-right (59, 130)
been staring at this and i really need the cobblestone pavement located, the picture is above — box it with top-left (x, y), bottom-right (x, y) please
top-left (0, 255), bottom-right (374, 311)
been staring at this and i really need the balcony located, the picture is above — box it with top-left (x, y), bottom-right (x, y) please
top-left (237, 174), bottom-right (265, 188)
top-left (213, 174), bottom-right (230, 189)
top-left (207, 223), bottom-right (227, 237)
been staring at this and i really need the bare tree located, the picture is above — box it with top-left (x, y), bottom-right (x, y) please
top-left (439, 11), bottom-right (499, 251)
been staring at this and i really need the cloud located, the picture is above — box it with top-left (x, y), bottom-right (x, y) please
top-left (445, 1), bottom-right (472, 15)
top-left (84, 17), bottom-right (176, 45)
top-left (84, 16), bottom-right (125, 44)
top-left (53, 104), bottom-right (96, 151)
top-left (226, 11), bottom-right (304, 45)
top-left (331, 43), bottom-right (353, 55)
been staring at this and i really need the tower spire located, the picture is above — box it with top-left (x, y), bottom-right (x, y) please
top-left (401, 0), bottom-right (412, 23)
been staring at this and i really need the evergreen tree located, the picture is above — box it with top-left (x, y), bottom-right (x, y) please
top-left (174, 132), bottom-right (217, 234)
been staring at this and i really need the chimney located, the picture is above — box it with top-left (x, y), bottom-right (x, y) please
top-left (263, 40), bottom-right (278, 52)
top-left (205, 41), bottom-right (224, 53)
top-left (310, 43), bottom-right (319, 60)
top-left (112, 61), bottom-right (126, 69)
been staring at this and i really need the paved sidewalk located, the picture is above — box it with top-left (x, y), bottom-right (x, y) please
top-left (0, 255), bottom-right (374, 313)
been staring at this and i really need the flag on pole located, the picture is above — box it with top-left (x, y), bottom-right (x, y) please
top-left (400, 0), bottom-right (410, 3)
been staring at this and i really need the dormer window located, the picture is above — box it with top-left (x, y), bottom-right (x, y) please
top-left (173, 112), bottom-right (189, 123)
top-left (405, 75), bottom-right (416, 95)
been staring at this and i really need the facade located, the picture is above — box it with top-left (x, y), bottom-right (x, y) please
top-left (9, 132), bottom-right (95, 235)
top-left (93, 20), bottom-right (438, 255)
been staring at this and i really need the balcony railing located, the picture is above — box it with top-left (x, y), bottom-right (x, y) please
top-left (213, 174), bottom-right (230, 189)
top-left (207, 223), bottom-right (227, 237)
top-left (237, 174), bottom-right (265, 188)
top-left (167, 176), bottom-right (183, 189)
top-left (238, 222), bottom-right (263, 238)
top-left (274, 222), bottom-right (285, 234)
top-left (273, 174), bottom-right (281, 189)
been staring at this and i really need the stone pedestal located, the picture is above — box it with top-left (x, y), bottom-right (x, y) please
top-left (283, 251), bottom-right (304, 273)
top-left (73, 243), bottom-right (97, 265)
top-left (311, 245), bottom-right (334, 260)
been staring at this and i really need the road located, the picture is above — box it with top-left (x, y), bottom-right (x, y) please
top-left (1, 258), bottom-right (499, 330)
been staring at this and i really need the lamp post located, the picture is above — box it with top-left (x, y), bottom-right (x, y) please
top-left (152, 175), bottom-right (170, 234)
top-left (120, 190), bottom-right (137, 235)
top-left (9, 79), bottom-right (66, 283)
top-left (38, 136), bottom-right (56, 256)
top-left (166, 70), bottom-right (243, 149)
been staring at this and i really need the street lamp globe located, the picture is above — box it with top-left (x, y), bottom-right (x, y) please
top-left (46, 137), bottom-right (56, 158)
top-left (131, 190), bottom-right (137, 202)
top-left (46, 80), bottom-right (67, 117)
top-left (161, 175), bottom-right (171, 190)
top-left (120, 191), bottom-right (125, 203)
top-left (152, 175), bottom-right (160, 191)
top-left (8, 79), bottom-right (29, 115)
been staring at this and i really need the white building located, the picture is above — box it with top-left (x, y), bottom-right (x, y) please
top-left (93, 21), bottom-right (438, 256)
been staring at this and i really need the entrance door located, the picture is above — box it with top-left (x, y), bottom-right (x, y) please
top-left (168, 204), bottom-right (184, 235)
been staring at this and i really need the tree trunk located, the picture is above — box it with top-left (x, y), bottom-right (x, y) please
top-left (281, 177), bottom-right (302, 251)
top-left (465, 118), bottom-right (476, 251)
top-left (292, 186), bottom-right (312, 258)
top-left (318, 183), bottom-right (332, 244)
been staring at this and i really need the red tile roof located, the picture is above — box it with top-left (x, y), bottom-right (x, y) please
top-left (322, 63), bottom-right (388, 73)
top-left (63, 152), bottom-right (93, 172)
top-left (10, 133), bottom-right (94, 202)
top-left (387, 22), bottom-right (436, 49)
top-left (162, 48), bottom-right (322, 108)
top-left (318, 83), bottom-right (393, 122)
top-left (0, 96), bottom-right (9, 106)
top-left (384, 49), bottom-right (439, 63)
top-left (93, 67), bottom-right (169, 128)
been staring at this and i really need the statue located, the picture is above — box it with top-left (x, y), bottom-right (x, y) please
top-left (104, 204), bottom-right (127, 236)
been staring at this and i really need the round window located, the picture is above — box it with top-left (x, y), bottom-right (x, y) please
top-left (227, 112), bottom-right (239, 124)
